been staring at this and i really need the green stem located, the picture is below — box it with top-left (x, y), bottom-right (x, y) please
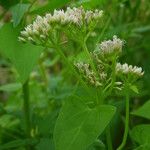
top-left (104, 58), bottom-right (117, 150)
top-left (117, 91), bottom-right (129, 150)
top-left (54, 44), bottom-right (90, 93)
top-left (38, 57), bottom-right (48, 87)
top-left (22, 80), bottom-right (31, 150)
top-left (103, 57), bottom-right (117, 97)
top-left (22, 0), bottom-right (38, 26)
top-left (106, 125), bottom-right (113, 150)
top-left (95, 17), bottom-right (111, 47)
top-left (82, 41), bottom-right (97, 74)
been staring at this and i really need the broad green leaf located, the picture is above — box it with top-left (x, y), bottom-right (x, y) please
top-left (131, 100), bottom-right (150, 120)
top-left (0, 83), bottom-right (21, 92)
top-left (54, 98), bottom-right (116, 150)
top-left (134, 144), bottom-right (150, 150)
top-left (0, 23), bottom-right (43, 83)
top-left (10, 3), bottom-right (30, 27)
top-left (31, 0), bottom-right (70, 14)
top-left (131, 124), bottom-right (150, 145)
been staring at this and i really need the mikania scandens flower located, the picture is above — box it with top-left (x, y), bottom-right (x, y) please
top-left (99, 35), bottom-right (124, 56)
top-left (18, 6), bottom-right (103, 45)
top-left (92, 36), bottom-right (124, 64)
top-left (75, 36), bottom-right (144, 88)
top-left (116, 63), bottom-right (144, 77)
top-left (75, 62), bottom-right (102, 87)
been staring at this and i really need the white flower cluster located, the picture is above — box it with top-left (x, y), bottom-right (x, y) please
top-left (116, 63), bottom-right (144, 77)
top-left (75, 35), bottom-right (144, 87)
top-left (19, 7), bottom-right (103, 44)
top-left (75, 62), bottom-right (101, 87)
top-left (99, 35), bottom-right (124, 56)
top-left (18, 15), bottom-right (52, 43)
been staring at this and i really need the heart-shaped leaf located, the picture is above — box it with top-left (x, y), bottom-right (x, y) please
top-left (54, 97), bottom-right (116, 150)
top-left (131, 100), bottom-right (150, 120)
top-left (0, 23), bottom-right (43, 83)
top-left (10, 3), bottom-right (30, 27)
top-left (131, 124), bottom-right (150, 145)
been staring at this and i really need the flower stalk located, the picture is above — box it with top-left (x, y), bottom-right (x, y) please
top-left (117, 86), bottom-right (130, 150)
top-left (38, 54), bottom-right (48, 87)
top-left (82, 41), bottom-right (97, 74)
top-left (53, 43), bottom-right (90, 93)
top-left (106, 125), bottom-right (113, 150)
top-left (22, 80), bottom-right (31, 150)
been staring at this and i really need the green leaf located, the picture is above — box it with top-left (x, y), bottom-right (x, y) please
top-left (131, 124), bottom-right (150, 145)
top-left (54, 97), bottom-right (116, 150)
top-left (0, 83), bottom-right (21, 92)
top-left (31, 0), bottom-right (70, 15)
top-left (130, 85), bottom-right (139, 94)
top-left (0, 0), bottom-right (19, 9)
top-left (10, 3), bottom-right (30, 27)
top-left (87, 139), bottom-right (106, 150)
top-left (0, 114), bottom-right (19, 128)
top-left (74, 0), bottom-right (106, 8)
top-left (75, 51), bottom-right (90, 63)
top-left (0, 23), bottom-right (43, 83)
top-left (133, 26), bottom-right (150, 33)
top-left (133, 144), bottom-right (150, 150)
top-left (131, 100), bottom-right (150, 120)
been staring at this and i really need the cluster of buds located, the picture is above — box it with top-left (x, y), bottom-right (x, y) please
top-left (75, 62), bottom-right (101, 87)
top-left (75, 61), bottom-right (110, 87)
top-left (75, 36), bottom-right (144, 88)
top-left (99, 35), bottom-right (124, 56)
top-left (18, 7), bottom-right (103, 45)
top-left (116, 63), bottom-right (144, 77)
top-left (92, 36), bottom-right (124, 65)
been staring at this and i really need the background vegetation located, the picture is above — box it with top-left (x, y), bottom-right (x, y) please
top-left (0, 0), bottom-right (150, 150)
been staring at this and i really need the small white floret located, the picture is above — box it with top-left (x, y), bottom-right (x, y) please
top-left (116, 63), bottom-right (144, 77)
